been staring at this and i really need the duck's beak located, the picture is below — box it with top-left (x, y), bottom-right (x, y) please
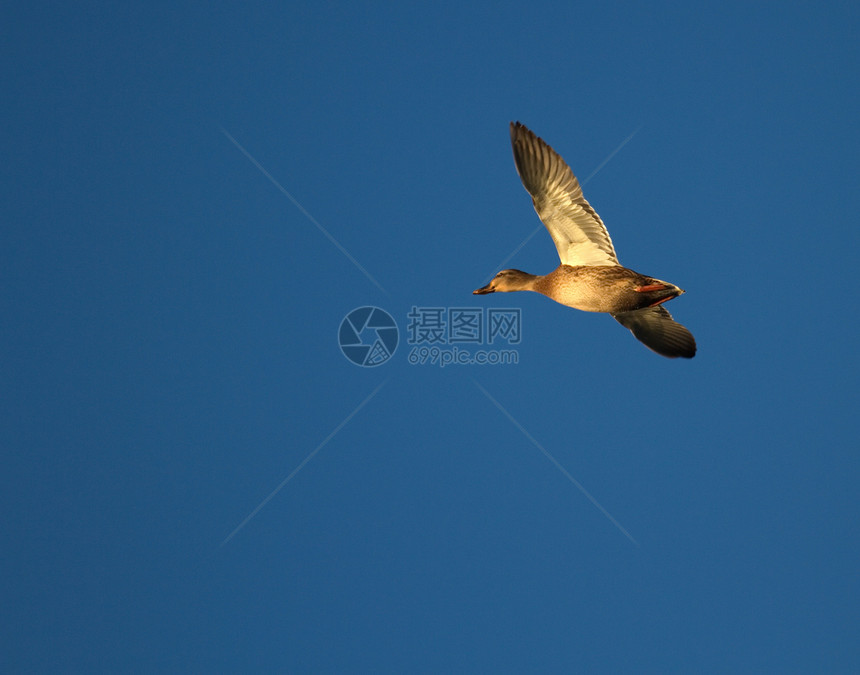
top-left (473, 283), bottom-right (495, 295)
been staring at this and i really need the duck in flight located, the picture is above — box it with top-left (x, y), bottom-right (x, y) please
top-left (474, 122), bottom-right (696, 359)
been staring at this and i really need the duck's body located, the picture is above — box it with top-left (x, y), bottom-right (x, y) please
top-left (473, 122), bottom-right (696, 358)
top-left (475, 265), bottom-right (684, 314)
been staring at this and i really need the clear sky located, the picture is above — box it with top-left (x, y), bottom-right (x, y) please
top-left (4, 1), bottom-right (859, 672)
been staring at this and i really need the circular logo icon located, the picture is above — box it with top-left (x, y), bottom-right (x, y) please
top-left (338, 306), bottom-right (398, 367)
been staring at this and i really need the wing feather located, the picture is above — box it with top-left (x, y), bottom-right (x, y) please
top-left (612, 306), bottom-right (696, 358)
top-left (510, 122), bottom-right (618, 267)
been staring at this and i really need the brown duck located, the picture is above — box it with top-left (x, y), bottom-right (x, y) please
top-left (474, 122), bottom-right (696, 358)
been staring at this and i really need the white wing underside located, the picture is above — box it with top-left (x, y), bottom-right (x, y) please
top-left (510, 122), bottom-right (618, 267)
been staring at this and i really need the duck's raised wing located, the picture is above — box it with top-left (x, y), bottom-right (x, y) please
top-left (510, 122), bottom-right (618, 267)
top-left (611, 306), bottom-right (696, 358)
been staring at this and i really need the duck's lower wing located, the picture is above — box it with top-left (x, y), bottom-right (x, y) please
top-left (611, 306), bottom-right (696, 359)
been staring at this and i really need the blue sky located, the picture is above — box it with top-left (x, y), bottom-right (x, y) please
top-left (3, 1), bottom-right (859, 672)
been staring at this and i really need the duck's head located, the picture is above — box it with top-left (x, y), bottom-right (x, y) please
top-left (473, 269), bottom-right (537, 294)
